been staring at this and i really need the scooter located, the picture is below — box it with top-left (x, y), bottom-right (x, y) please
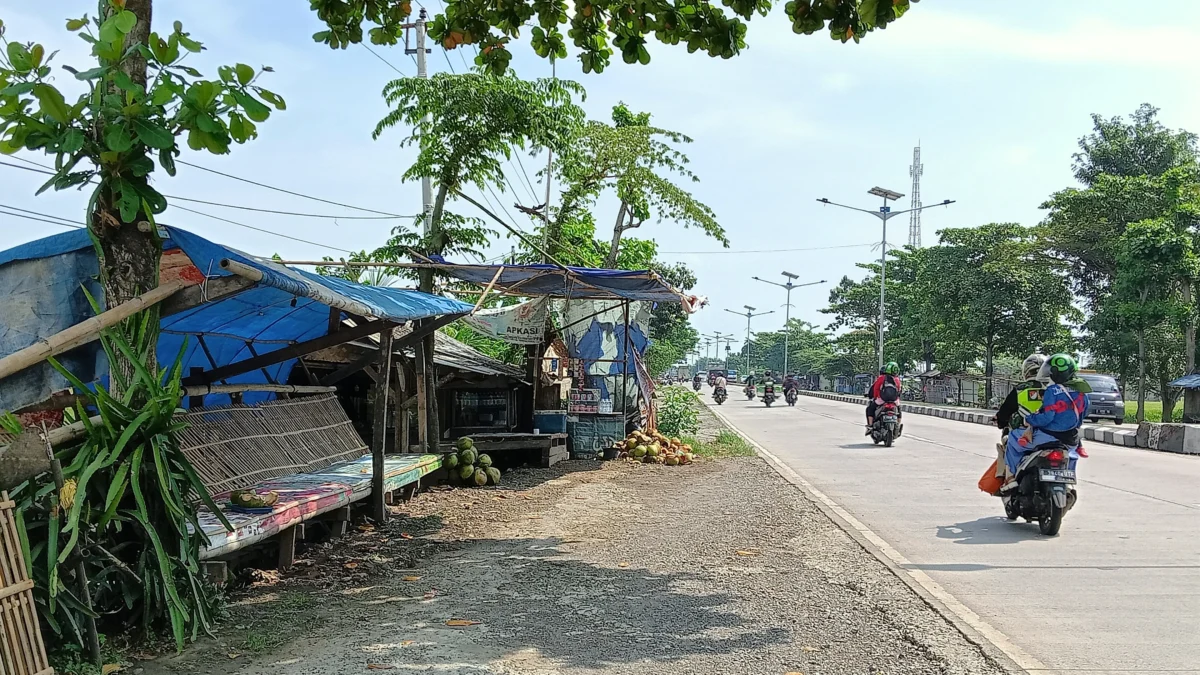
top-left (713, 386), bottom-right (727, 405)
top-left (693, 379), bottom-right (702, 392)
top-left (762, 382), bottom-right (776, 407)
top-left (869, 402), bottom-right (902, 447)
top-left (784, 387), bottom-right (798, 406)
top-left (1000, 437), bottom-right (1079, 536)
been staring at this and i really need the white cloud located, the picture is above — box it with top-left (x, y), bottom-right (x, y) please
top-left (873, 9), bottom-right (1200, 67)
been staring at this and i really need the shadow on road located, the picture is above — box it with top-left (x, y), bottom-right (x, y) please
top-left (934, 516), bottom-right (1049, 545)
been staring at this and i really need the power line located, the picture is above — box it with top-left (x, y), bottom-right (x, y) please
top-left (512, 153), bottom-right (540, 205)
top-left (1, 154), bottom-right (408, 218)
top-left (167, 204), bottom-right (357, 253)
top-left (659, 243), bottom-right (876, 255)
top-left (361, 42), bottom-right (408, 77)
top-left (0, 204), bottom-right (84, 229)
top-left (164, 195), bottom-right (414, 220)
top-left (173, 160), bottom-right (407, 217)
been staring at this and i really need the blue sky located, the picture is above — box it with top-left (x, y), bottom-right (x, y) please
top-left (3, 1), bottom-right (1198, 354)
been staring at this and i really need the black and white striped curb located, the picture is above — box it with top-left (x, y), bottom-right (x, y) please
top-left (796, 390), bottom-right (1139, 448)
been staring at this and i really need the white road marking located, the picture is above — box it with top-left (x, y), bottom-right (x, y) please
top-left (707, 402), bottom-right (1048, 674)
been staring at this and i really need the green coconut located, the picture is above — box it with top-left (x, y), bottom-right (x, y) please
top-left (632, 445), bottom-right (647, 458)
top-left (647, 444), bottom-right (660, 458)
top-left (477, 453), bottom-right (493, 469)
top-left (444, 453), bottom-right (460, 469)
top-left (473, 468), bottom-right (488, 487)
top-left (486, 467), bottom-right (501, 485)
top-left (456, 436), bottom-right (474, 451)
top-left (458, 464), bottom-right (476, 481)
top-left (459, 448), bottom-right (477, 466)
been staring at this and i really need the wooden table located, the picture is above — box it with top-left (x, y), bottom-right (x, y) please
top-left (440, 433), bottom-right (568, 467)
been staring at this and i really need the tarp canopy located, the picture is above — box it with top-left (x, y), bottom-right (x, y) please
top-left (0, 227), bottom-right (472, 410)
top-left (429, 262), bottom-right (697, 306)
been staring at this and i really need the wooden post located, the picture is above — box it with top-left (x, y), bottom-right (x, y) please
top-left (188, 367), bottom-right (205, 408)
top-left (394, 363), bottom-right (408, 453)
top-left (277, 525), bottom-right (298, 571)
top-left (371, 326), bottom-right (394, 523)
top-left (414, 321), bottom-right (430, 452)
top-left (425, 336), bottom-right (441, 448)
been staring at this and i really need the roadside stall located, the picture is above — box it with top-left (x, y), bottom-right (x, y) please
top-left (405, 262), bottom-right (702, 461)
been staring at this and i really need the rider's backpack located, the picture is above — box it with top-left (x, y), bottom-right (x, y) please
top-left (879, 377), bottom-right (900, 403)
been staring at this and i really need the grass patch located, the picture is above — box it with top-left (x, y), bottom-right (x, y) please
top-left (1126, 400), bottom-right (1183, 423)
top-left (685, 429), bottom-right (756, 458)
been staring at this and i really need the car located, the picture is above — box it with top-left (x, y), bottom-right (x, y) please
top-left (1079, 372), bottom-right (1125, 425)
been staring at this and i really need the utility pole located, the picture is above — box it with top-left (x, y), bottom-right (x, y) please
top-left (818, 188), bottom-right (955, 370)
top-left (725, 306), bottom-right (774, 376)
top-left (752, 274), bottom-right (825, 377)
top-left (407, 10), bottom-right (437, 449)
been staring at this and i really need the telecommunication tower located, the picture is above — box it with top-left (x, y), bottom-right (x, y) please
top-left (908, 144), bottom-right (924, 248)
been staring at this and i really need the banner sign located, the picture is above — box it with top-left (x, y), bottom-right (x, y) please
top-left (462, 298), bottom-right (547, 345)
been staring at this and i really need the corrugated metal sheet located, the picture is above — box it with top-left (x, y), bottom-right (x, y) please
top-left (1169, 373), bottom-right (1200, 389)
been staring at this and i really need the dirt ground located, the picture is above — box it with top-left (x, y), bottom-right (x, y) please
top-left (129, 436), bottom-right (1007, 675)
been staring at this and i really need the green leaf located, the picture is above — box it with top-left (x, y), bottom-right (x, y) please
top-left (132, 117), bottom-right (175, 149)
top-left (114, 10), bottom-right (138, 33)
top-left (100, 459), bottom-right (131, 527)
top-left (150, 83), bottom-right (174, 106)
top-left (159, 147), bottom-right (176, 176)
top-left (231, 90), bottom-right (270, 123)
top-left (66, 16), bottom-right (89, 32)
top-left (32, 84), bottom-right (72, 124)
top-left (105, 124), bottom-right (134, 152)
top-left (255, 87), bottom-right (286, 111)
top-left (72, 66), bottom-right (108, 80)
top-left (6, 43), bottom-right (31, 73)
top-left (98, 15), bottom-right (122, 43)
top-left (234, 63), bottom-right (254, 85)
top-left (128, 155), bottom-right (155, 177)
top-left (30, 44), bottom-right (45, 69)
top-left (177, 34), bottom-right (202, 53)
top-left (60, 128), bottom-right (85, 154)
top-left (0, 82), bottom-right (36, 96)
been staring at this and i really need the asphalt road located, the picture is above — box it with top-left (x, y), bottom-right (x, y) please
top-left (706, 390), bottom-right (1200, 675)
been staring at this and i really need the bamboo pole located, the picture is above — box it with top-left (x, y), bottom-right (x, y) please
top-left (182, 384), bottom-right (336, 397)
top-left (0, 280), bottom-right (187, 382)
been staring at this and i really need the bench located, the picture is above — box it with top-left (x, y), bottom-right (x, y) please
top-left (439, 432), bottom-right (568, 467)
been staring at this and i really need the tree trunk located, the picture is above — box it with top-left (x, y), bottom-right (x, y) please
top-left (1137, 328), bottom-right (1146, 423)
top-left (1185, 280), bottom-right (1196, 373)
top-left (605, 200), bottom-right (628, 268)
top-left (1161, 371), bottom-right (1177, 422)
top-left (93, 0), bottom-right (157, 394)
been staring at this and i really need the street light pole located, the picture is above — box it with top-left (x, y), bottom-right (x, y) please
top-left (752, 274), bottom-right (825, 377)
top-left (818, 189), bottom-right (955, 370)
top-left (725, 306), bottom-right (774, 376)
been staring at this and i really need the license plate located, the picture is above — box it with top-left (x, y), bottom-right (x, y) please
top-left (1096, 408), bottom-right (1110, 414)
top-left (1039, 469), bottom-right (1076, 483)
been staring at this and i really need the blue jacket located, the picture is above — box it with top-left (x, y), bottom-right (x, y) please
top-left (1023, 382), bottom-right (1089, 432)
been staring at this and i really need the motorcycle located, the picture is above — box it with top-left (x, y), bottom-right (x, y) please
top-left (1000, 438), bottom-right (1078, 536)
top-left (870, 401), bottom-right (902, 447)
top-left (784, 387), bottom-right (798, 406)
top-left (713, 386), bottom-right (727, 405)
top-left (693, 379), bottom-right (702, 392)
top-left (762, 383), bottom-right (776, 407)
top-left (744, 384), bottom-right (756, 400)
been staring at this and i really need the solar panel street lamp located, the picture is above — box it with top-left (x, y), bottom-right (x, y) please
top-left (752, 274), bottom-right (826, 378)
top-left (817, 189), bottom-right (955, 369)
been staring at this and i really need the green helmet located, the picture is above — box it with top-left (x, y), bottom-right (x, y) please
top-left (1040, 353), bottom-right (1077, 385)
top-left (881, 361), bottom-right (900, 375)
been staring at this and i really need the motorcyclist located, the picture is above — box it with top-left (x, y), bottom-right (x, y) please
top-left (1002, 353), bottom-right (1089, 488)
top-left (865, 362), bottom-right (902, 434)
top-left (995, 354), bottom-right (1047, 434)
top-left (692, 372), bottom-right (703, 389)
top-left (714, 372), bottom-right (727, 391)
top-left (783, 372), bottom-right (798, 393)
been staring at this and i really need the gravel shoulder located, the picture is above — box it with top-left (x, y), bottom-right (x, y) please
top-left (139, 439), bottom-right (1006, 674)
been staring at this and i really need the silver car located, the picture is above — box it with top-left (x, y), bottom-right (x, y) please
top-left (1079, 373), bottom-right (1125, 425)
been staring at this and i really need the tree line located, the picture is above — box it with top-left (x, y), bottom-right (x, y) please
top-left (717, 105), bottom-right (1199, 422)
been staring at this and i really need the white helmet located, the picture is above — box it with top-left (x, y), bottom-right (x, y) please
top-left (1022, 353), bottom-right (1046, 380)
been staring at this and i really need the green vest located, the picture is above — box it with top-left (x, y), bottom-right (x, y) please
top-left (1009, 381), bottom-right (1045, 429)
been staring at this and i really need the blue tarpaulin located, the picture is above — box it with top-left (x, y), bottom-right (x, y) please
top-left (0, 227), bottom-right (472, 410)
